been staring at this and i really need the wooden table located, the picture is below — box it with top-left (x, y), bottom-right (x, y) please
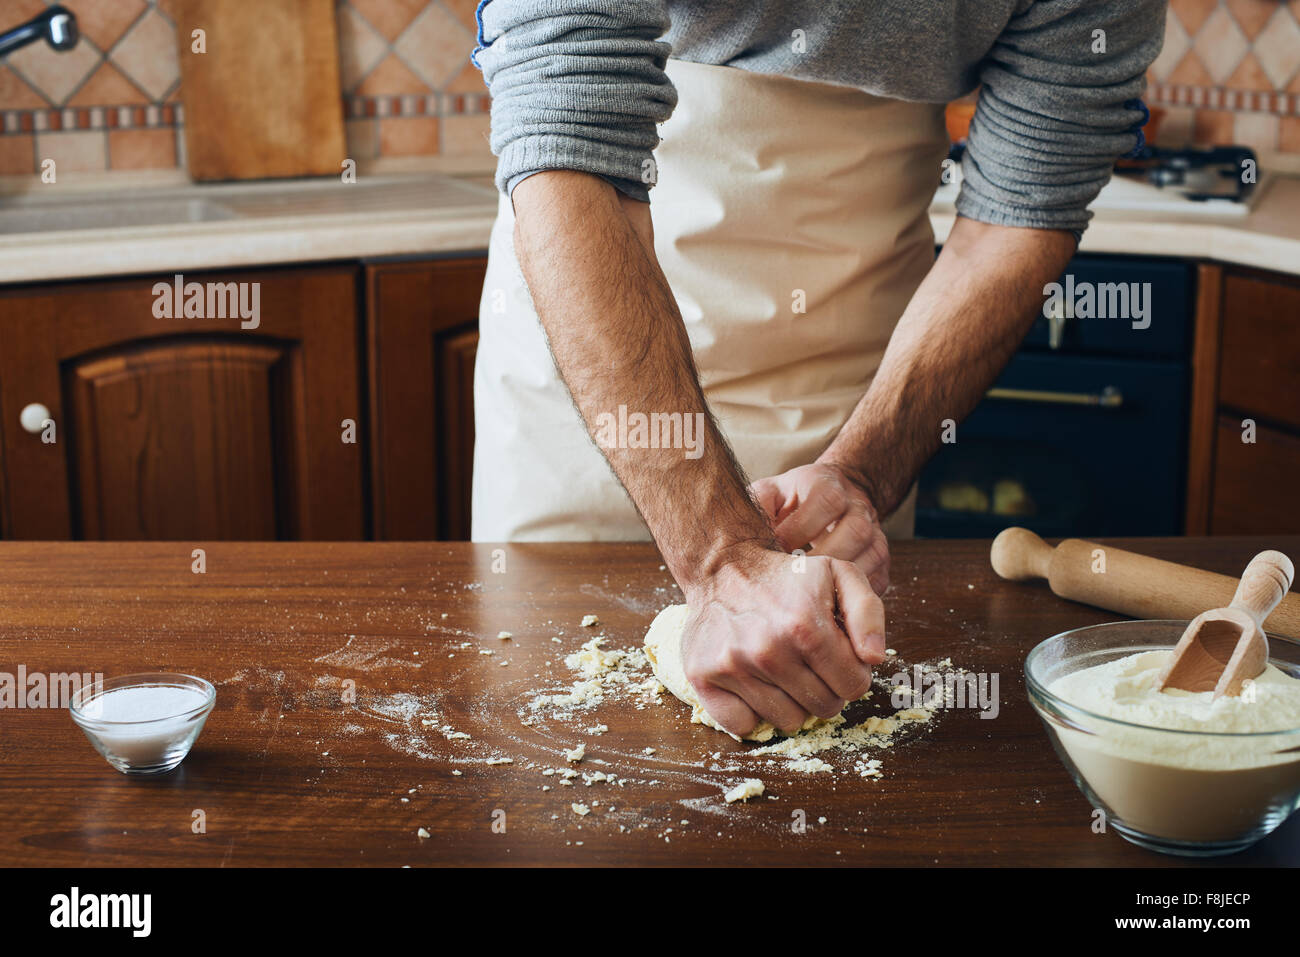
top-left (1, 538), bottom-right (1297, 867)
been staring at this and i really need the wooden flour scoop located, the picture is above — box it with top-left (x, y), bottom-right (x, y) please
top-left (1157, 551), bottom-right (1294, 698)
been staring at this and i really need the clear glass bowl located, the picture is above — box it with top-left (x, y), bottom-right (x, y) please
top-left (1026, 621), bottom-right (1300, 857)
top-left (69, 673), bottom-right (215, 775)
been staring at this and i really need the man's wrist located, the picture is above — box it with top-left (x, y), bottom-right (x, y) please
top-left (818, 454), bottom-right (891, 519)
top-left (676, 536), bottom-right (779, 606)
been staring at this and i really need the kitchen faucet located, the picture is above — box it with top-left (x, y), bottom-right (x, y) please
top-left (0, 5), bottom-right (78, 58)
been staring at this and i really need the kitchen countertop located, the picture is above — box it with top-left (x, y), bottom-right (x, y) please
top-left (2, 169), bottom-right (1300, 283)
top-left (934, 173), bottom-right (1300, 277)
top-left (1, 536), bottom-right (1296, 867)
top-left (0, 173), bottom-right (501, 284)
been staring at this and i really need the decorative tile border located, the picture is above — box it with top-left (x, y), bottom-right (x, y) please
top-left (1147, 82), bottom-right (1300, 115)
top-left (343, 92), bottom-right (490, 119)
top-left (0, 94), bottom-right (489, 139)
top-left (1, 104), bottom-right (181, 136)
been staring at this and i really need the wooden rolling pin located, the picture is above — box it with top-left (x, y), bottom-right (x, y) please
top-left (990, 527), bottom-right (1300, 639)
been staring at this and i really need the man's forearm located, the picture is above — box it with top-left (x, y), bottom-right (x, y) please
top-left (510, 171), bottom-right (776, 587)
top-left (820, 216), bottom-right (1077, 515)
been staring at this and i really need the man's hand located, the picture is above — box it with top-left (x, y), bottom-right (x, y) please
top-left (680, 544), bottom-right (885, 738)
top-left (750, 463), bottom-right (890, 595)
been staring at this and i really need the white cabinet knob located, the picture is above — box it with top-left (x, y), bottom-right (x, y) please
top-left (20, 403), bottom-right (51, 434)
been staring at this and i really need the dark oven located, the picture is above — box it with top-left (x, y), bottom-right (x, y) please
top-left (916, 255), bottom-right (1193, 539)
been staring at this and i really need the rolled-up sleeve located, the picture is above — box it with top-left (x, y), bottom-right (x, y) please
top-left (957, 0), bottom-right (1167, 238)
top-left (474, 0), bottom-right (677, 201)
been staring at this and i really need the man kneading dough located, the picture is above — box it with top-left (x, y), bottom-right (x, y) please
top-left (469, 1), bottom-right (1166, 738)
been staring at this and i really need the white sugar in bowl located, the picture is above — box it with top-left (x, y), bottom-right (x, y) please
top-left (70, 673), bottom-right (215, 774)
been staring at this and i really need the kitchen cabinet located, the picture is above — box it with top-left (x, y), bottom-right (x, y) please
top-left (0, 248), bottom-right (1290, 542)
top-left (1186, 265), bottom-right (1300, 534)
top-left (0, 265), bottom-right (366, 540)
top-left (365, 257), bottom-right (485, 540)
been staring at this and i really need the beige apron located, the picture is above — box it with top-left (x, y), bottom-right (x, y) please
top-left (472, 59), bottom-right (948, 542)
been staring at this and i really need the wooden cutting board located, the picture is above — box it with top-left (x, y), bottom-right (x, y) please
top-left (175, 0), bottom-right (346, 181)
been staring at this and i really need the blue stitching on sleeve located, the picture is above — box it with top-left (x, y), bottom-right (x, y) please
top-left (1124, 97), bottom-right (1150, 128)
top-left (1122, 97), bottom-right (1150, 157)
top-left (470, 0), bottom-right (491, 69)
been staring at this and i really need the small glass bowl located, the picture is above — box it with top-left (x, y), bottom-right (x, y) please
top-left (70, 673), bottom-right (215, 775)
top-left (1026, 621), bottom-right (1300, 857)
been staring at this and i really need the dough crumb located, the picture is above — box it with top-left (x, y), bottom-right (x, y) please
top-left (485, 757), bottom-right (513, 765)
top-left (571, 803), bottom-right (590, 816)
top-left (788, 757), bottom-right (833, 773)
top-left (416, 828), bottom-right (430, 839)
top-left (564, 743), bottom-right (586, 763)
top-left (724, 779), bottom-right (765, 803)
top-left (497, 631), bottom-right (513, 639)
top-left (527, 635), bottom-right (652, 715)
top-left (854, 758), bottom-right (883, 779)
top-left (581, 614), bottom-right (600, 627)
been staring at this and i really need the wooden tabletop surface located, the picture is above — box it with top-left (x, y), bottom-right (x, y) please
top-left (1, 537), bottom-right (1297, 867)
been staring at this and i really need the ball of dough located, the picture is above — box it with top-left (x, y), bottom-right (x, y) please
top-left (644, 604), bottom-right (824, 743)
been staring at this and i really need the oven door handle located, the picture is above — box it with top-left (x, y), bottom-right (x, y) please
top-left (986, 385), bottom-right (1123, 408)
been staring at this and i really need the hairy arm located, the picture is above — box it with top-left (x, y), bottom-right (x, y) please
top-left (511, 169), bottom-right (774, 586)
top-left (511, 170), bottom-right (882, 737)
top-left (818, 215), bottom-right (1077, 514)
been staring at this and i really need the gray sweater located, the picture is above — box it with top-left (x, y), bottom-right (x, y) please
top-left (474, 1), bottom-right (1167, 235)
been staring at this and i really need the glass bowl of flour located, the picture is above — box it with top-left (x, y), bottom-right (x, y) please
top-left (1026, 620), bottom-right (1300, 857)
top-left (70, 673), bottom-right (215, 774)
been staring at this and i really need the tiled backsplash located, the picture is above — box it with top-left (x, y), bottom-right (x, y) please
top-left (1147, 0), bottom-right (1300, 154)
top-left (1, 0), bottom-right (1299, 178)
top-left (0, 0), bottom-right (490, 175)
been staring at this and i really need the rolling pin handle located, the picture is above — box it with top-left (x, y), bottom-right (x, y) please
top-left (990, 527), bottom-right (1054, 582)
top-left (1229, 550), bottom-right (1295, 625)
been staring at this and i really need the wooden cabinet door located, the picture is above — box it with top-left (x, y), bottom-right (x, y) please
top-left (1217, 269), bottom-right (1300, 432)
top-left (1211, 415), bottom-right (1300, 535)
top-left (1190, 265), bottom-right (1300, 534)
top-left (0, 265), bottom-right (365, 540)
top-left (366, 257), bottom-right (484, 540)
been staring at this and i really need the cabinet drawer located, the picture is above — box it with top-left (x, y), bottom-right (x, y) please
top-left (1210, 415), bottom-right (1300, 534)
top-left (1218, 270), bottom-right (1300, 431)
